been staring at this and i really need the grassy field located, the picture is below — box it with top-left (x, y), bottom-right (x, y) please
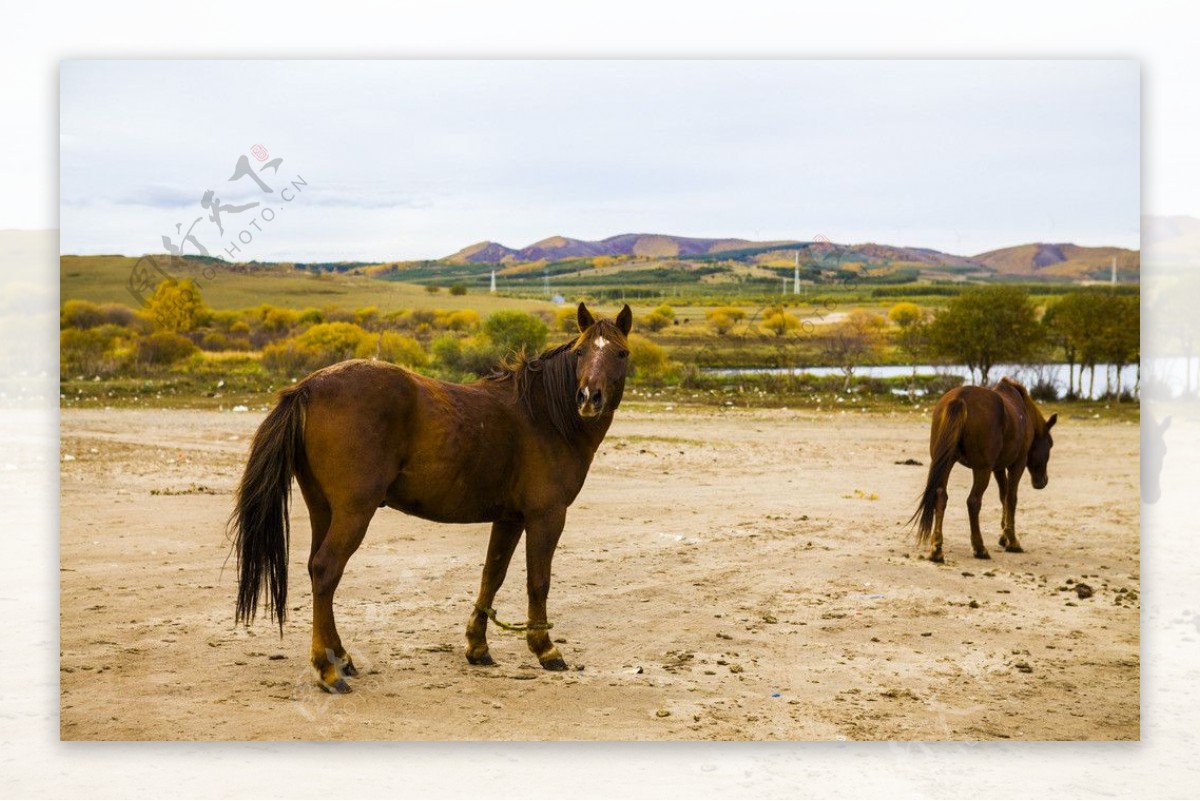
top-left (62, 253), bottom-right (1135, 319)
top-left (60, 255), bottom-right (555, 315)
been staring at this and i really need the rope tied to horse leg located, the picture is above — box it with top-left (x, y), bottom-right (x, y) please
top-left (476, 604), bottom-right (553, 633)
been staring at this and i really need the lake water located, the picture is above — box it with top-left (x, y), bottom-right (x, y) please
top-left (703, 362), bottom-right (1142, 400)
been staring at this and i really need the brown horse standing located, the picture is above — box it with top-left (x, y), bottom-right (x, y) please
top-left (232, 303), bottom-right (633, 692)
top-left (910, 377), bottom-right (1057, 562)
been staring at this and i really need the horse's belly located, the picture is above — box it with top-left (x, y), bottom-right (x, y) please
top-left (384, 475), bottom-right (507, 525)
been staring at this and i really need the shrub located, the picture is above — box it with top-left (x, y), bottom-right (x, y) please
top-left (354, 306), bottom-right (381, 328)
top-left (62, 300), bottom-right (146, 331)
top-left (554, 306), bottom-right (581, 333)
top-left (261, 340), bottom-right (314, 376)
top-left (261, 306), bottom-right (300, 334)
top-left (296, 322), bottom-right (369, 360)
top-left (1029, 380), bottom-right (1060, 402)
top-left (408, 308), bottom-right (438, 327)
top-left (761, 307), bottom-right (799, 337)
top-left (483, 311), bottom-right (549, 356)
top-left (430, 334), bottom-right (462, 369)
top-left (642, 304), bottom-right (675, 333)
top-left (61, 299), bottom-right (104, 329)
top-left (60, 325), bottom-right (135, 376)
top-left (262, 322), bottom-right (371, 375)
top-left (137, 330), bottom-right (198, 366)
top-left (441, 309), bottom-right (480, 332)
top-left (888, 302), bottom-right (923, 328)
top-left (705, 307), bottom-right (746, 335)
top-left (425, 284), bottom-right (441, 294)
top-left (298, 307), bottom-right (325, 325)
top-left (449, 283), bottom-right (468, 296)
top-left (432, 334), bottom-right (504, 377)
top-left (145, 279), bottom-right (209, 333)
top-left (200, 331), bottom-right (251, 352)
top-left (355, 332), bottom-right (428, 367)
top-left (627, 333), bottom-right (680, 386)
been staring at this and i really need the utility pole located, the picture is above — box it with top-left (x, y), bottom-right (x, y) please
top-left (1110, 256), bottom-right (1117, 285)
top-left (793, 249), bottom-right (800, 295)
top-left (490, 269), bottom-right (496, 293)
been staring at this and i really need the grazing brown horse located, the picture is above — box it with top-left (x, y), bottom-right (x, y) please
top-left (910, 377), bottom-right (1057, 563)
top-left (232, 303), bottom-right (633, 692)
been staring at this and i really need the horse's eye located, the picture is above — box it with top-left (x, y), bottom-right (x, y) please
top-left (618, 350), bottom-right (629, 359)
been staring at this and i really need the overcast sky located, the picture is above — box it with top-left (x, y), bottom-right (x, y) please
top-left (59, 60), bottom-right (1139, 261)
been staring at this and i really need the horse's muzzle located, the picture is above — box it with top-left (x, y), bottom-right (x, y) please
top-left (1032, 475), bottom-right (1048, 490)
top-left (577, 387), bottom-right (604, 418)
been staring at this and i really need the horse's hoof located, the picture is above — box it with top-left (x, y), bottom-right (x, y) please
top-left (342, 659), bottom-right (359, 677)
top-left (320, 677), bottom-right (353, 694)
top-left (928, 552), bottom-right (944, 564)
top-left (541, 657), bottom-right (569, 671)
top-left (974, 550), bottom-right (992, 560)
top-left (1005, 544), bottom-right (1024, 553)
top-left (467, 652), bottom-right (496, 667)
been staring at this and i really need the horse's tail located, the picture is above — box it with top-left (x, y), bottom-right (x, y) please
top-left (231, 383), bottom-right (307, 632)
top-left (909, 397), bottom-right (967, 546)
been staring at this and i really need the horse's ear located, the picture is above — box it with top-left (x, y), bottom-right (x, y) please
top-left (1046, 413), bottom-right (1057, 430)
top-left (616, 304), bottom-right (633, 336)
top-left (577, 302), bottom-right (596, 332)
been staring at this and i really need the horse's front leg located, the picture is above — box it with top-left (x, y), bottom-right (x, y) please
top-left (994, 467), bottom-right (1010, 548)
top-left (524, 507), bottom-right (568, 670)
top-left (1003, 464), bottom-right (1026, 552)
top-left (465, 518), bottom-right (524, 666)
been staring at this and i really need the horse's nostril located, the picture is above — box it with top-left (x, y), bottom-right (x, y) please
top-left (593, 390), bottom-right (603, 408)
top-left (577, 388), bottom-right (587, 406)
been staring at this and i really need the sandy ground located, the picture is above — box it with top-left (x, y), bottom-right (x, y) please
top-left (59, 403), bottom-right (1139, 741)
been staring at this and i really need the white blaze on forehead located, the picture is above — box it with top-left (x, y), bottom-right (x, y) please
top-left (594, 336), bottom-right (608, 350)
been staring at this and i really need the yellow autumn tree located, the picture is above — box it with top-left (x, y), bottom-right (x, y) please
top-left (145, 278), bottom-right (208, 333)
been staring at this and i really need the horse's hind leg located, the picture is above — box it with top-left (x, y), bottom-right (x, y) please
top-left (930, 486), bottom-right (948, 563)
top-left (297, 472), bottom-right (361, 678)
top-left (524, 508), bottom-right (568, 671)
top-left (466, 519), bottom-right (524, 666)
top-left (967, 468), bottom-right (992, 559)
top-left (993, 468), bottom-right (1011, 549)
top-left (309, 505), bottom-right (375, 693)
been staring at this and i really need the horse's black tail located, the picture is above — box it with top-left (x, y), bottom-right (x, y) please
top-left (231, 384), bottom-right (307, 632)
top-left (909, 397), bottom-right (966, 546)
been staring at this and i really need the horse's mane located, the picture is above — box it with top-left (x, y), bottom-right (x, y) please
top-left (488, 319), bottom-right (625, 440)
top-left (997, 376), bottom-right (1048, 432)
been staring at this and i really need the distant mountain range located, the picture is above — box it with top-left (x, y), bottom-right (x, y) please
top-left (448, 234), bottom-right (797, 263)
top-left (445, 233), bottom-right (1139, 280)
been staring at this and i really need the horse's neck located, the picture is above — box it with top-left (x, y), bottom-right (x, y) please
top-left (1002, 383), bottom-right (1044, 435)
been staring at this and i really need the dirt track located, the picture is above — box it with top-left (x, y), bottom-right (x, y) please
top-left (59, 404), bottom-right (1139, 740)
